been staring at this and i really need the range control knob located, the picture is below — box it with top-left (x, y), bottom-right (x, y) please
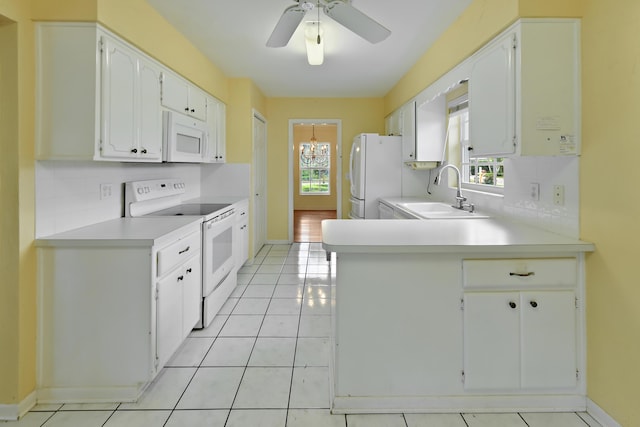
top-left (137, 187), bottom-right (144, 195)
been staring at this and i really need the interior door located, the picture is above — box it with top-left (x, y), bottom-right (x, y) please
top-left (253, 112), bottom-right (267, 256)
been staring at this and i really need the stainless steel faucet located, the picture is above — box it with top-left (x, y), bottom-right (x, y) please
top-left (436, 164), bottom-right (474, 212)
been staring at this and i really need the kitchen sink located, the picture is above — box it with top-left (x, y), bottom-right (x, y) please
top-left (397, 202), bottom-right (491, 219)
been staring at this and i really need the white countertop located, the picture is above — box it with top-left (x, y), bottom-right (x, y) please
top-left (322, 218), bottom-right (594, 254)
top-left (36, 217), bottom-right (202, 248)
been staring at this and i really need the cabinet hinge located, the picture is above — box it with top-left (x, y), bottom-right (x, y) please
top-left (460, 298), bottom-right (464, 311)
top-left (512, 34), bottom-right (517, 49)
top-left (575, 297), bottom-right (579, 309)
top-left (155, 356), bottom-right (159, 370)
top-left (155, 287), bottom-right (159, 301)
top-left (98, 39), bottom-right (104, 53)
top-left (576, 369), bottom-right (580, 381)
top-left (513, 135), bottom-right (517, 148)
top-left (461, 370), bottom-right (465, 384)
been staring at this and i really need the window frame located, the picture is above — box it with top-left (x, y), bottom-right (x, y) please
top-left (299, 141), bottom-right (331, 196)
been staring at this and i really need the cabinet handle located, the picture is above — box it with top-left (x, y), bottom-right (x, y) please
top-left (186, 268), bottom-right (192, 274)
top-left (178, 246), bottom-right (190, 255)
top-left (530, 300), bottom-right (538, 308)
top-left (131, 148), bottom-right (138, 153)
top-left (191, 108), bottom-right (195, 113)
top-left (185, 107), bottom-right (189, 112)
top-left (177, 275), bottom-right (184, 282)
top-left (141, 148), bottom-right (147, 154)
top-left (468, 146), bottom-right (474, 151)
top-left (509, 272), bottom-right (535, 277)
top-left (508, 301), bottom-right (517, 309)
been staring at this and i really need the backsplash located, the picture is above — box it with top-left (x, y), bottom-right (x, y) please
top-left (422, 156), bottom-right (580, 238)
top-left (35, 161), bottom-right (201, 237)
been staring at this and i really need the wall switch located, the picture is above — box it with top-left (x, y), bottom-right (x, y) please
top-left (529, 182), bottom-right (540, 201)
top-left (100, 183), bottom-right (113, 200)
top-left (553, 184), bottom-right (565, 206)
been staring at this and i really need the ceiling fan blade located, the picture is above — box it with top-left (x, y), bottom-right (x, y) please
top-left (323, 0), bottom-right (391, 44)
top-left (266, 4), bottom-right (308, 47)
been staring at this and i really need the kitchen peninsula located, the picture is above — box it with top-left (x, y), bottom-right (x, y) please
top-left (322, 218), bottom-right (594, 414)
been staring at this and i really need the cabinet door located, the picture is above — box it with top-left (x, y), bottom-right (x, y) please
top-left (463, 292), bottom-right (520, 389)
top-left (469, 32), bottom-right (516, 156)
top-left (215, 102), bottom-right (226, 162)
top-left (138, 58), bottom-right (163, 160)
top-left (156, 268), bottom-right (184, 369)
top-left (520, 291), bottom-right (577, 388)
top-left (161, 71), bottom-right (190, 114)
top-left (204, 97), bottom-right (219, 163)
top-left (101, 37), bottom-right (137, 159)
top-left (188, 86), bottom-right (207, 121)
top-left (401, 101), bottom-right (416, 162)
top-left (182, 257), bottom-right (201, 337)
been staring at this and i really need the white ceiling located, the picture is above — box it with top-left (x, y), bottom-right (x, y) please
top-left (146, 0), bottom-right (472, 98)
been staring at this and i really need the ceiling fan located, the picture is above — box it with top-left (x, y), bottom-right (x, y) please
top-left (266, 0), bottom-right (391, 47)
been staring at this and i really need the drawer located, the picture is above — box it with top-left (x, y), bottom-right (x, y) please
top-left (157, 231), bottom-right (201, 277)
top-left (463, 258), bottom-right (577, 289)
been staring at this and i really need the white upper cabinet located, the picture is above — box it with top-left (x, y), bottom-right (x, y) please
top-left (161, 71), bottom-right (207, 121)
top-left (469, 19), bottom-right (581, 157)
top-left (468, 33), bottom-right (516, 156)
top-left (36, 23), bottom-right (163, 162)
top-left (100, 36), bottom-right (162, 161)
top-left (203, 96), bottom-right (226, 163)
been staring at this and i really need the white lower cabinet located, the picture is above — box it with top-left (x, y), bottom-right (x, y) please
top-left (462, 258), bottom-right (578, 391)
top-left (36, 222), bottom-right (202, 403)
top-left (156, 254), bottom-right (201, 369)
top-left (233, 199), bottom-right (249, 267)
top-left (463, 290), bottom-right (577, 390)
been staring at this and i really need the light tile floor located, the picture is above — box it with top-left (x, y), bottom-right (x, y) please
top-left (4, 243), bottom-right (603, 427)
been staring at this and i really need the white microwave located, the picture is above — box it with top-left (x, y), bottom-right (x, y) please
top-left (163, 110), bottom-right (208, 163)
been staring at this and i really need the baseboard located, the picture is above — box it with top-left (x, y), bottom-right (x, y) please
top-left (587, 398), bottom-right (622, 427)
top-left (266, 240), bottom-right (291, 245)
top-left (331, 394), bottom-right (587, 414)
top-left (0, 391), bottom-right (36, 421)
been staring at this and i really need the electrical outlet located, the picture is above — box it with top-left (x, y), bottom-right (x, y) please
top-left (100, 183), bottom-right (113, 200)
top-left (529, 182), bottom-right (540, 201)
top-left (553, 184), bottom-right (565, 206)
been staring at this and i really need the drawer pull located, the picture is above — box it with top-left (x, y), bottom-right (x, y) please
top-left (509, 272), bottom-right (535, 277)
top-left (530, 300), bottom-right (538, 308)
top-left (177, 275), bottom-right (184, 282)
top-left (509, 301), bottom-right (517, 309)
top-left (178, 246), bottom-right (190, 255)
top-left (186, 268), bottom-right (192, 274)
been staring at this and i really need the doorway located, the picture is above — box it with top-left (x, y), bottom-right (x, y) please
top-left (288, 120), bottom-right (342, 242)
top-left (253, 111), bottom-right (267, 255)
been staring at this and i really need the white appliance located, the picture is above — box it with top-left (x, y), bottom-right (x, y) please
top-left (125, 179), bottom-right (236, 328)
top-left (163, 110), bottom-right (209, 163)
top-left (349, 133), bottom-right (402, 219)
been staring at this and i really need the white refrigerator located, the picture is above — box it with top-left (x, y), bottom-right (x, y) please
top-left (349, 133), bottom-right (402, 219)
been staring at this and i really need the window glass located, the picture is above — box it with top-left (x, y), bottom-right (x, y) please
top-left (299, 142), bottom-right (331, 195)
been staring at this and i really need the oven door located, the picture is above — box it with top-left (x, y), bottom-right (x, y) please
top-left (202, 210), bottom-right (236, 298)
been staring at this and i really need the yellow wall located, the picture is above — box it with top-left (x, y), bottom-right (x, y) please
top-left (293, 124), bottom-right (338, 210)
top-left (581, 0), bottom-right (640, 424)
top-left (265, 98), bottom-right (384, 239)
top-left (226, 78), bottom-right (267, 260)
top-left (0, 0), bottom-right (36, 404)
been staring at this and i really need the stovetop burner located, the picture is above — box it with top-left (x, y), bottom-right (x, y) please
top-left (147, 203), bottom-right (231, 217)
